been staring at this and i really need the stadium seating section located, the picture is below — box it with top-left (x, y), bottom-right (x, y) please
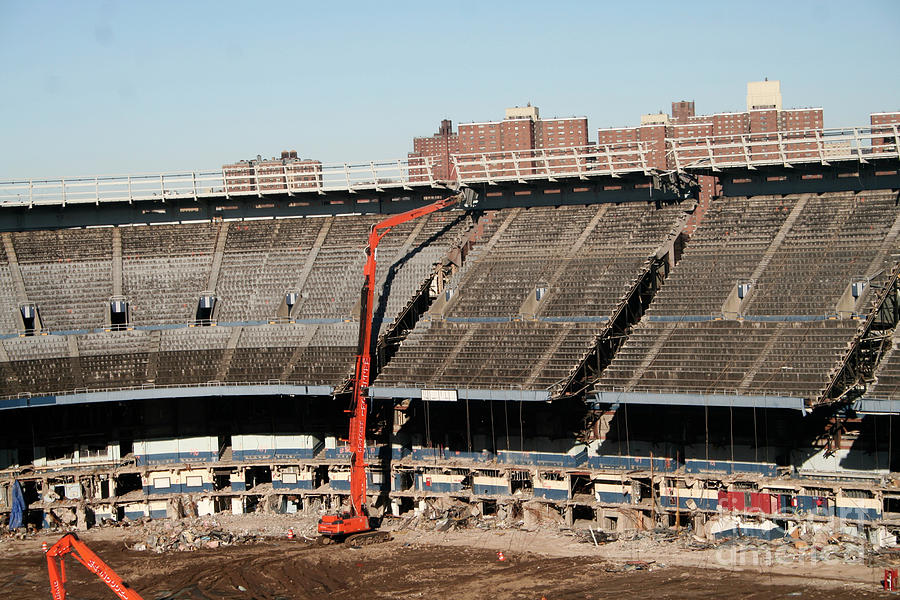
top-left (0, 190), bottom-right (897, 404)
top-left (868, 327), bottom-right (900, 401)
top-left (376, 202), bottom-right (687, 391)
top-left (597, 190), bottom-right (899, 400)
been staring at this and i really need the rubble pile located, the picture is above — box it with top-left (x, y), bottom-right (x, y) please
top-left (387, 497), bottom-right (574, 535)
top-left (385, 499), bottom-right (900, 570)
top-left (130, 518), bottom-right (262, 553)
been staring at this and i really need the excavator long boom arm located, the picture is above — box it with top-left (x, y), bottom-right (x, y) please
top-left (46, 533), bottom-right (144, 600)
top-left (346, 189), bottom-right (475, 519)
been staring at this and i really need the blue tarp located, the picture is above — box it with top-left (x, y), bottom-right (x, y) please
top-left (9, 480), bottom-right (25, 530)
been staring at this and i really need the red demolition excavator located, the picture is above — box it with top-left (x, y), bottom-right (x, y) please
top-left (42, 190), bottom-right (477, 598)
top-left (317, 188), bottom-right (476, 545)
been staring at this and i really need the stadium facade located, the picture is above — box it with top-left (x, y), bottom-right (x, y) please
top-left (0, 91), bottom-right (898, 540)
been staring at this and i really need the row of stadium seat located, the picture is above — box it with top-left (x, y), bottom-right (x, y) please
top-left (376, 201), bottom-right (689, 391)
top-left (0, 191), bottom-right (895, 404)
top-left (596, 190), bottom-right (898, 401)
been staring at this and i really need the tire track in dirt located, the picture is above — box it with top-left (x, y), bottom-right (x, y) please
top-left (0, 538), bottom-right (878, 599)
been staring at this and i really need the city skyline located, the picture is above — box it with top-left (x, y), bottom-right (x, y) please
top-left (1, 0), bottom-right (899, 179)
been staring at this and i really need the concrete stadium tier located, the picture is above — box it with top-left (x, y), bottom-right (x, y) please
top-left (867, 327), bottom-right (900, 402)
top-left (375, 201), bottom-right (690, 395)
top-left (0, 210), bottom-right (472, 399)
top-left (595, 190), bottom-right (900, 404)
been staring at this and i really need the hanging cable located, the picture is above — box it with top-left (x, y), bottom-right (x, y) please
top-left (503, 400), bottom-right (510, 450)
top-left (615, 404), bottom-right (623, 456)
top-left (623, 401), bottom-right (631, 457)
top-left (729, 402), bottom-right (735, 464)
top-left (519, 400), bottom-right (524, 452)
top-left (704, 404), bottom-right (709, 463)
top-left (465, 398), bottom-right (472, 453)
top-left (424, 399), bottom-right (432, 449)
top-left (489, 401), bottom-right (496, 455)
top-left (753, 402), bottom-right (759, 463)
top-left (890, 414), bottom-right (894, 472)
top-left (874, 414), bottom-right (879, 471)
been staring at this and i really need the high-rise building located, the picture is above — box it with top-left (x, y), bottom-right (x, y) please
top-left (408, 119), bottom-right (459, 181)
top-left (455, 106), bottom-right (587, 154)
top-left (598, 81), bottom-right (823, 231)
top-left (411, 106), bottom-right (588, 180)
top-left (671, 101), bottom-right (695, 123)
top-left (223, 151), bottom-right (322, 194)
top-left (746, 79), bottom-right (783, 111)
top-left (871, 112), bottom-right (900, 153)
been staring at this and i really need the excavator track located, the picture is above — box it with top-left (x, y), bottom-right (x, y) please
top-left (346, 530), bottom-right (392, 548)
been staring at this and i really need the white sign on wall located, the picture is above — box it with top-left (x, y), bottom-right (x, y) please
top-left (421, 389), bottom-right (458, 402)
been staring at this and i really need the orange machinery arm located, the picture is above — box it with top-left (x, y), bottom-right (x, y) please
top-left (345, 189), bottom-right (476, 520)
top-left (46, 533), bottom-right (144, 600)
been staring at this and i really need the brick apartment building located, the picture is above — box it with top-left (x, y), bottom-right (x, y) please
top-left (871, 112), bottom-right (900, 151)
top-left (223, 151), bottom-right (322, 194)
top-left (598, 81), bottom-right (824, 230)
top-left (409, 119), bottom-right (459, 181)
top-left (410, 106), bottom-right (588, 181)
top-left (455, 105), bottom-right (588, 154)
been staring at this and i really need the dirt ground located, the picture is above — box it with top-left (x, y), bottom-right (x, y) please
top-left (0, 515), bottom-right (892, 599)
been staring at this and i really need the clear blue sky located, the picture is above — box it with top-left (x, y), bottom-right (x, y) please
top-left (1, 0), bottom-right (898, 179)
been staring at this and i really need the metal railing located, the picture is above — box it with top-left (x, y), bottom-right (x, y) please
top-left (451, 142), bottom-right (651, 184)
top-left (2, 379), bottom-right (319, 403)
top-left (666, 125), bottom-right (900, 171)
top-left (1, 124), bottom-right (897, 208)
top-left (0, 156), bottom-right (439, 208)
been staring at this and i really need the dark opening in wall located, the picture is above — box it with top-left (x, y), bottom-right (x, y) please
top-left (99, 477), bottom-right (111, 499)
top-left (115, 473), bottom-right (142, 496)
top-left (213, 470), bottom-right (232, 491)
top-left (21, 480), bottom-right (41, 505)
top-left (195, 294), bottom-right (217, 325)
top-left (20, 303), bottom-right (40, 335)
top-left (245, 466), bottom-right (272, 489)
top-left (245, 495), bottom-right (262, 512)
top-left (572, 504), bottom-right (595, 523)
top-left (393, 470), bottom-right (413, 491)
top-left (109, 297), bottom-right (130, 330)
top-left (46, 445), bottom-right (74, 463)
top-left (602, 514), bottom-right (618, 532)
top-left (284, 290), bottom-right (298, 318)
top-left (314, 465), bottom-right (330, 488)
top-left (570, 474), bottom-right (592, 497)
top-left (397, 496), bottom-right (415, 515)
top-left (633, 477), bottom-right (651, 502)
top-left (119, 438), bottom-right (133, 458)
top-left (217, 435), bottom-right (231, 460)
top-left (510, 470), bottom-right (532, 494)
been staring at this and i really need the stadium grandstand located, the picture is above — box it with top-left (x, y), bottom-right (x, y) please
top-left (0, 123), bottom-right (897, 539)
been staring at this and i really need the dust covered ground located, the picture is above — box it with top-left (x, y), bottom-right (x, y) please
top-left (0, 514), bottom-right (892, 599)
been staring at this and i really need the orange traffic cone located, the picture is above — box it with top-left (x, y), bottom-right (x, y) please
top-left (497, 551), bottom-right (506, 562)
top-left (287, 528), bottom-right (295, 540)
top-left (41, 542), bottom-right (48, 553)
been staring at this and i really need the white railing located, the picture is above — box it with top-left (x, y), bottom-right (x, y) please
top-left (1, 379), bottom-right (326, 405)
top-left (451, 142), bottom-right (651, 184)
top-left (0, 156), bottom-right (439, 208)
top-left (667, 125), bottom-right (900, 171)
top-left (1, 125), bottom-right (896, 208)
